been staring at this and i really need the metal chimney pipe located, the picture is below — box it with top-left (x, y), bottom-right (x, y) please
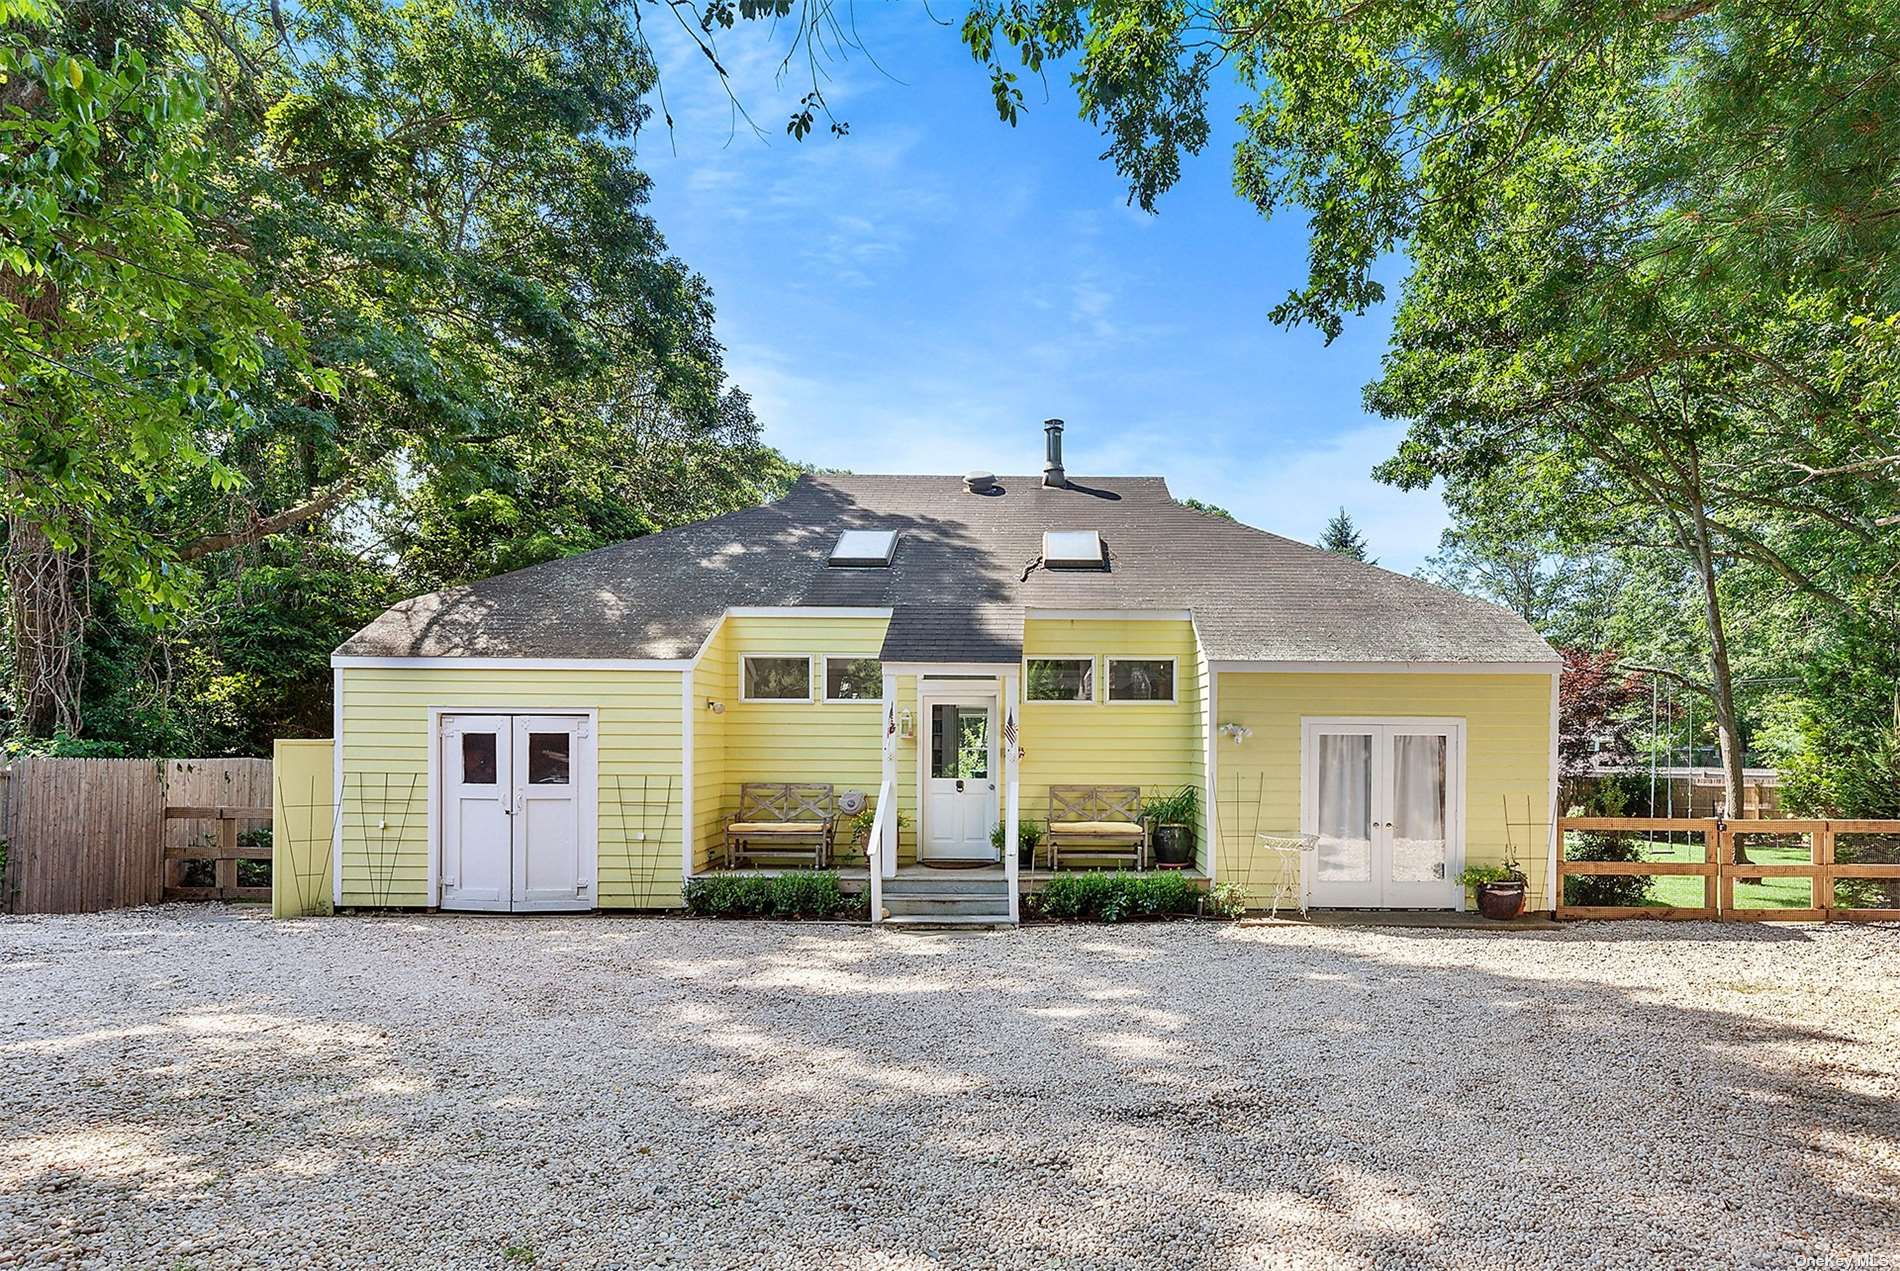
top-left (1042, 418), bottom-right (1066, 488)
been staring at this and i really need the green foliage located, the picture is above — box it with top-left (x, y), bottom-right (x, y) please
top-left (1036, 869), bottom-right (1198, 922)
top-left (1456, 863), bottom-right (1525, 890)
top-left (1204, 880), bottom-right (1247, 919)
top-left (1561, 835), bottom-right (1654, 908)
top-left (1317, 508), bottom-right (1372, 563)
top-left (1140, 783), bottom-right (1198, 826)
top-left (681, 870), bottom-right (865, 920)
top-left (988, 820), bottom-right (1044, 854)
top-left (1178, 497), bottom-right (1232, 520)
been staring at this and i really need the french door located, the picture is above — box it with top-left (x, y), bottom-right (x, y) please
top-left (440, 713), bottom-right (595, 912)
top-left (1302, 719), bottom-right (1463, 909)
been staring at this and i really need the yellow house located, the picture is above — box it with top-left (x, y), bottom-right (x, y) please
top-left (329, 422), bottom-right (1558, 924)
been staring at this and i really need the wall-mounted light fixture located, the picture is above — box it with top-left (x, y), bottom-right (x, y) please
top-left (898, 708), bottom-right (914, 740)
top-left (1219, 722), bottom-right (1252, 746)
top-left (705, 699), bottom-right (726, 715)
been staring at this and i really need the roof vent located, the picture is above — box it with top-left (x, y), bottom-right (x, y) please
top-left (829, 529), bottom-right (898, 567)
top-left (1042, 418), bottom-right (1067, 489)
top-left (1042, 529), bottom-right (1105, 569)
top-left (964, 470), bottom-right (997, 495)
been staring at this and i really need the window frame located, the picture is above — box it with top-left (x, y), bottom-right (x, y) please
top-left (822, 654), bottom-right (884, 704)
top-left (1022, 655), bottom-right (1097, 705)
top-left (739, 653), bottom-right (814, 704)
top-left (1104, 655), bottom-right (1178, 706)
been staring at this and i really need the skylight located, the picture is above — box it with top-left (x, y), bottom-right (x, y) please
top-left (829, 529), bottom-right (898, 567)
top-left (1043, 530), bottom-right (1105, 569)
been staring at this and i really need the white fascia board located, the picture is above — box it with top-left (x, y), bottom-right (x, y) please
top-left (1026, 608), bottom-right (1191, 622)
top-left (331, 655), bottom-right (692, 671)
top-left (1207, 659), bottom-right (1562, 675)
top-left (723, 606), bottom-right (895, 619)
top-left (882, 661), bottom-right (1016, 676)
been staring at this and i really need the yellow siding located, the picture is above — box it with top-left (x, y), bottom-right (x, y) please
top-left (690, 623), bottom-right (731, 872)
top-left (1211, 671), bottom-right (1555, 910)
top-left (1019, 619), bottom-right (1208, 859)
top-left (338, 666), bottom-right (684, 908)
top-left (272, 738), bottom-right (334, 918)
top-left (705, 615), bottom-right (906, 861)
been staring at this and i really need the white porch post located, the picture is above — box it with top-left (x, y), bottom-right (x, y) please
top-left (880, 670), bottom-right (898, 883)
top-left (1004, 669), bottom-right (1021, 923)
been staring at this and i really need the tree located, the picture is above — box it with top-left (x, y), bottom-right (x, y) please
top-left (2, 0), bottom-right (784, 748)
top-left (1317, 508), bottom-right (1372, 562)
top-left (1178, 497), bottom-right (1233, 520)
top-left (1558, 649), bottom-right (1645, 780)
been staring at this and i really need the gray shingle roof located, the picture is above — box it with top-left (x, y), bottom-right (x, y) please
top-left (336, 474), bottom-right (1556, 666)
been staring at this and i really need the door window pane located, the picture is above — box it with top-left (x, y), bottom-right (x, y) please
top-left (931, 705), bottom-right (957, 778)
top-left (744, 656), bottom-right (811, 700)
top-left (1027, 658), bottom-right (1092, 702)
top-left (1391, 734), bottom-right (1448, 882)
top-left (1107, 658), bottom-right (1174, 702)
top-left (528, 732), bottom-right (570, 785)
top-left (461, 732), bottom-right (497, 785)
top-left (1315, 733), bottom-right (1373, 882)
top-left (825, 657), bottom-right (882, 701)
top-left (958, 710), bottom-right (989, 779)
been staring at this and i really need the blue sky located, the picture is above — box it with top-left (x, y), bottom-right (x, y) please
top-left (638, 9), bottom-right (1446, 571)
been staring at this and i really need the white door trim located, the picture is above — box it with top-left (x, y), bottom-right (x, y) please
top-left (429, 706), bottom-right (599, 911)
top-left (916, 684), bottom-right (1001, 863)
top-left (1300, 716), bottom-right (1467, 910)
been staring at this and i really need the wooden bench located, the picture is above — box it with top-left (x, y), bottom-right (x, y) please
top-left (725, 783), bottom-right (836, 869)
top-left (1046, 785), bottom-right (1149, 871)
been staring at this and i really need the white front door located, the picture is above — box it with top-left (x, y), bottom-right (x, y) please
top-left (922, 698), bottom-right (998, 861)
top-left (1303, 719), bottom-right (1463, 909)
top-left (440, 713), bottom-right (594, 912)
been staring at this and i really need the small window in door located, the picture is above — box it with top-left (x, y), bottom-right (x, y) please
top-left (461, 732), bottom-right (497, 784)
top-left (930, 705), bottom-right (989, 779)
top-left (527, 732), bottom-right (570, 785)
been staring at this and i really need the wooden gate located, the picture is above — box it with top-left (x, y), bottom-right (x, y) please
top-left (1556, 817), bottom-right (1900, 921)
top-left (2, 757), bottom-right (274, 914)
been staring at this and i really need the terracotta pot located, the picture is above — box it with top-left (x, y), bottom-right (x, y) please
top-left (1477, 881), bottom-right (1527, 921)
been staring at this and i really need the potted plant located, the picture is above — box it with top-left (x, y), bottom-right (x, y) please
top-left (845, 804), bottom-right (908, 864)
top-left (990, 821), bottom-right (1045, 869)
top-left (1457, 862), bottom-right (1528, 920)
top-left (1142, 784), bottom-right (1199, 868)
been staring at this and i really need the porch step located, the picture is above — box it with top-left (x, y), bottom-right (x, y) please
top-left (884, 876), bottom-right (1008, 897)
top-left (881, 914), bottom-right (1014, 929)
top-left (881, 876), bottom-right (1012, 923)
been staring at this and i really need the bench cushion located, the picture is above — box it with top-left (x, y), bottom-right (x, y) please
top-left (1049, 820), bottom-right (1144, 837)
top-left (728, 821), bottom-right (828, 834)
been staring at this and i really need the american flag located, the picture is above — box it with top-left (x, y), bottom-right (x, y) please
top-left (887, 705), bottom-right (896, 736)
top-left (1002, 711), bottom-right (1017, 748)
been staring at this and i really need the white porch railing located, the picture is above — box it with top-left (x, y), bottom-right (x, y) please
top-left (868, 776), bottom-right (893, 923)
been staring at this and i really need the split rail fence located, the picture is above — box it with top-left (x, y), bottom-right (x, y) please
top-left (1556, 816), bottom-right (1900, 922)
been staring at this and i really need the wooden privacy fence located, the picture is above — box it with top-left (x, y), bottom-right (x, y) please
top-left (1556, 816), bottom-right (1900, 921)
top-left (2, 757), bottom-right (273, 914)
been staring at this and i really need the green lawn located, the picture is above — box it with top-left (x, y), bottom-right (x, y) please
top-left (1568, 834), bottom-right (1815, 911)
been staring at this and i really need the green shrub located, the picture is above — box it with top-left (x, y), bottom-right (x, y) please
top-left (1561, 833), bottom-right (1655, 907)
top-left (988, 820), bottom-right (1045, 855)
top-left (1204, 880), bottom-right (1249, 919)
top-left (682, 870), bottom-right (863, 920)
top-left (1038, 869), bottom-right (1199, 922)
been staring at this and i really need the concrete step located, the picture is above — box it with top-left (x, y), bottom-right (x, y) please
top-left (884, 890), bottom-right (1011, 917)
top-left (881, 914), bottom-right (1014, 929)
top-left (884, 880), bottom-right (1009, 898)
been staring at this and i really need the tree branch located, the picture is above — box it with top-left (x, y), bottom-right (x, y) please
top-left (178, 481), bottom-right (355, 561)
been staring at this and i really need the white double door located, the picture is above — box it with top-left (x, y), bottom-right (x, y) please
top-left (440, 714), bottom-right (594, 912)
top-left (1303, 719), bottom-right (1463, 909)
top-left (921, 694), bottom-right (999, 861)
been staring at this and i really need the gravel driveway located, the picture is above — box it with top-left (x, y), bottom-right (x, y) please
top-left (4, 908), bottom-right (1899, 1269)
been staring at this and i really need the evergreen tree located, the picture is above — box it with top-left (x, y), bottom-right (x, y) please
top-left (1318, 508), bottom-right (1373, 563)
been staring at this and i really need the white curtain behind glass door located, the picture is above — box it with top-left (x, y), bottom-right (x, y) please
top-left (1315, 734), bottom-right (1373, 882)
top-left (1390, 734), bottom-right (1448, 882)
